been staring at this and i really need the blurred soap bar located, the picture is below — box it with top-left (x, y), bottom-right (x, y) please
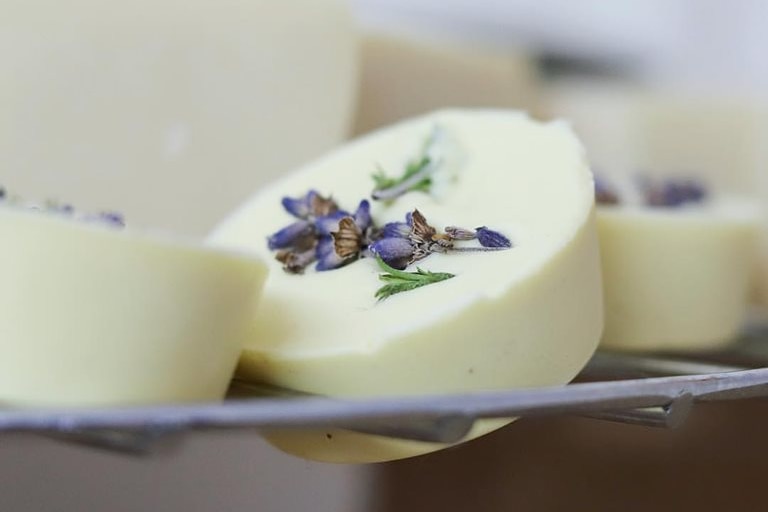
top-left (545, 80), bottom-right (765, 193)
top-left (353, 32), bottom-right (539, 135)
top-left (0, 0), bottom-right (358, 235)
top-left (546, 80), bottom-right (768, 313)
top-left (543, 80), bottom-right (644, 178)
top-left (0, 205), bottom-right (267, 406)
top-left (598, 198), bottom-right (759, 352)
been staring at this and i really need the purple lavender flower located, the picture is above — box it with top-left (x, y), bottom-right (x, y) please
top-left (315, 200), bottom-right (375, 271)
top-left (369, 236), bottom-right (415, 270)
top-left (369, 209), bottom-right (513, 270)
top-left (381, 220), bottom-right (411, 239)
top-left (267, 190), bottom-right (340, 273)
top-left (353, 199), bottom-right (372, 231)
top-left (281, 192), bottom-right (314, 218)
top-left (641, 177), bottom-right (707, 208)
top-left (267, 220), bottom-right (314, 250)
top-left (315, 235), bottom-right (346, 271)
top-left (476, 227), bottom-right (512, 248)
top-left (268, 191), bottom-right (514, 277)
top-left (314, 211), bottom-right (351, 236)
top-left (281, 189), bottom-right (339, 219)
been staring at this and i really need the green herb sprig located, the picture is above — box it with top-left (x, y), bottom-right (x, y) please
top-left (371, 126), bottom-right (441, 201)
top-left (374, 255), bottom-right (454, 301)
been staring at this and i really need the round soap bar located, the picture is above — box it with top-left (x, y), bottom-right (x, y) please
top-left (209, 109), bottom-right (603, 462)
top-left (598, 201), bottom-right (759, 352)
top-left (0, 206), bottom-right (267, 407)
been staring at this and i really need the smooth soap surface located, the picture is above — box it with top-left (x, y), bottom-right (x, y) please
top-left (545, 81), bottom-right (768, 314)
top-left (0, 0), bottom-right (358, 235)
top-left (353, 32), bottom-right (538, 135)
top-left (598, 201), bottom-right (759, 352)
top-left (210, 110), bottom-right (603, 461)
top-left (0, 207), bottom-right (267, 406)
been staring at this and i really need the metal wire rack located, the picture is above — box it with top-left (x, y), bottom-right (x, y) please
top-left (3, 325), bottom-right (768, 456)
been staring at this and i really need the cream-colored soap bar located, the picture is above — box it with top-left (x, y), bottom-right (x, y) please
top-left (598, 201), bottom-right (759, 352)
top-left (547, 80), bottom-right (768, 313)
top-left (209, 110), bottom-right (603, 462)
top-left (545, 80), bottom-right (764, 193)
top-left (0, 0), bottom-right (357, 236)
top-left (543, 80), bottom-right (644, 179)
top-left (0, 207), bottom-right (267, 407)
top-left (353, 32), bottom-right (539, 135)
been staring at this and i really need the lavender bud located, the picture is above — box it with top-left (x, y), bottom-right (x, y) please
top-left (382, 221), bottom-right (411, 239)
top-left (315, 235), bottom-right (351, 271)
top-left (267, 220), bottom-right (314, 250)
top-left (444, 226), bottom-right (477, 241)
top-left (353, 199), bottom-right (372, 231)
top-left (369, 237), bottom-right (414, 270)
top-left (281, 191), bottom-right (315, 219)
top-left (475, 227), bottom-right (512, 249)
top-left (314, 211), bottom-right (349, 236)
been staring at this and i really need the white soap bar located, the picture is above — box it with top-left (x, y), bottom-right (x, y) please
top-left (353, 32), bottom-right (538, 135)
top-left (0, 207), bottom-right (267, 406)
top-left (598, 200), bottom-right (759, 352)
top-left (0, 0), bottom-right (357, 235)
top-left (209, 110), bottom-right (603, 462)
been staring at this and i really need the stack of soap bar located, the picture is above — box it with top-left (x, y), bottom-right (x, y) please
top-left (209, 109), bottom-right (603, 462)
top-left (353, 32), bottom-right (539, 135)
top-left (0, 206), bottom-right (267, 406)
top-left (0, 0), bottom-right (358, 236)
top-left (598, 199), bottom-right (759, 352)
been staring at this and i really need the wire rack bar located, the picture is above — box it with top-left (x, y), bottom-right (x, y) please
top-left (1, 326), bottom-right (767, 456)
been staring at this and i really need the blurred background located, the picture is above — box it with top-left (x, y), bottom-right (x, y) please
top-left (1, 0), bottom-right (768, 510)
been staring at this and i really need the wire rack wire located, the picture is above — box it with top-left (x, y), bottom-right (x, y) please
top-left (3, 325), bottom-right (768, 456)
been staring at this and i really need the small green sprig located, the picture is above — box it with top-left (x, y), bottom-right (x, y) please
top-left (374, 255), bottom-right (454, 301)
top-left (371, 126), bottom-right (441, 201)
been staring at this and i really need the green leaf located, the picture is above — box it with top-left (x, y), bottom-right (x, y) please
top-left (374, 255), bottom-right (455, 301)
top-left (371, 127), bottom-right (440, 200)
top-left (372, 165), bottom-right (397, 190)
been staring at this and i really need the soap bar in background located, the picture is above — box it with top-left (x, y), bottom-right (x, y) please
top-left (0, 206), bottom-right (267, 406)
top-left (353, 32), bottom-right (539, 135)
top-left (633, 95), bottom-right (765, 196)
top-left (598, 201), bottom-right (759, 352)
top-left (0, 0), bottom-right (358, 236)
top-left (210, 109), bottom-right (603, 462)
top-left (543, 80), bottom-right (645, 179)
top-left (545, 80), bottom-right (768, 315)
top-left (545, 80), bottom-right (764, 193)
top-left (632, 98), bottom-right (768, 309)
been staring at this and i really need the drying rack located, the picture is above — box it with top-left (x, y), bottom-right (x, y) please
top-left (3, 325), bottom-right (768, 456)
